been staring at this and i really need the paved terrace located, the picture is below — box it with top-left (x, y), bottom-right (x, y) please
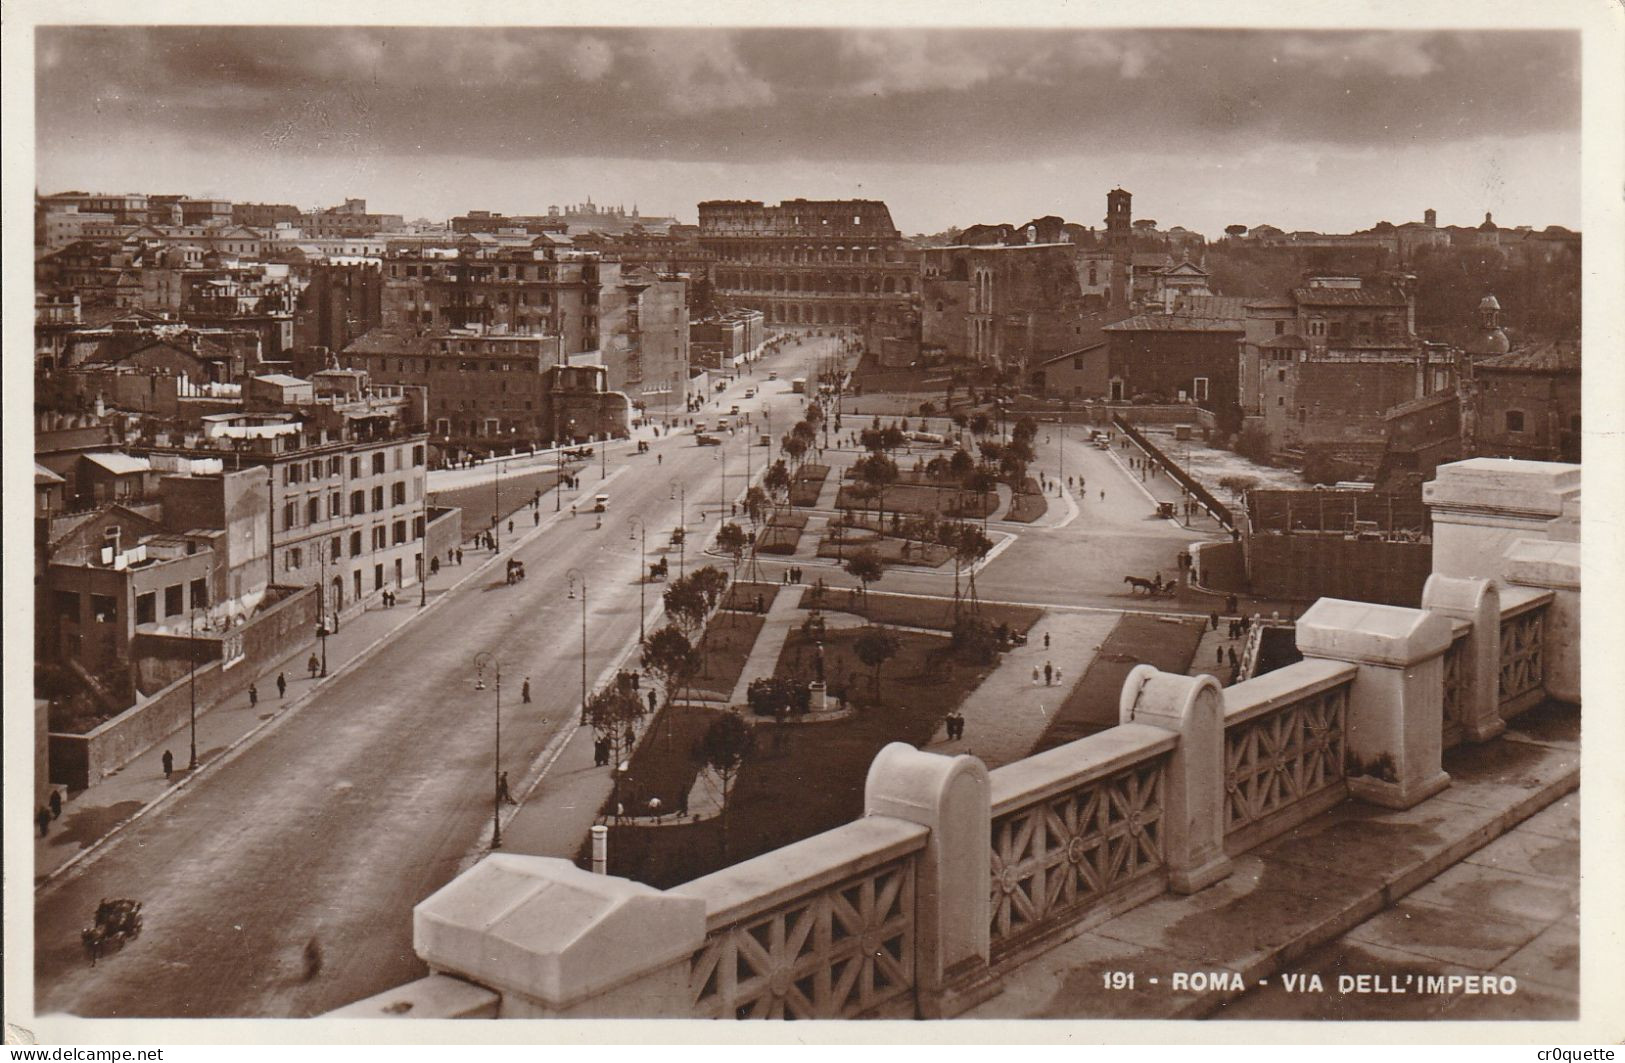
top-left (330, 457), bottom-right (1584, 1023)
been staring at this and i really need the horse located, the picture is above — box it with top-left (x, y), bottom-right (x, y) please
top-left (81, 926), bottom-right (105, 967)
top-left (1123, 576), bottom-right (1158, 595)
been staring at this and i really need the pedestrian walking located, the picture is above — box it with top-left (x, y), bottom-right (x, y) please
top-left (1228, 647), bottom-right (1239, 670)
top-left (508, 519), bottom-right (514, 535)
top-left (276, 672), bottom-right (287, 699)
top-left (623, 725), bottom-right (636, 753)
top-left (1032, 665), bottom-right (1041, 684)
top-left (308, 653), bottom-right (320, 678)
top-left (1210, 611), bottom-right (1220, 632)
top-left (1217, 646), bottom-right (1224, 665)
top-left (498, 771), bottom-right (516, 805)
top-left (162, 749), bottom-right (174, 778)
top-left (50, 790), bottom-right (61, 819)
top-left (522, 677), bottom-right (532, 704)
top-left (1044, 661), bottom-right (1054, 686)
top-left (647, 689), bottom-right (657, 714)
top-left (249, 682), bottom-right (259, 707)
top-left (1043, 631), bottom-right (1051, 650)
top-left (1099, 490), bottom-right (1105, 501)
top-left (38, 807), bottom-right (51, 838)
top-left (303, 938), bottom-right (324, 981)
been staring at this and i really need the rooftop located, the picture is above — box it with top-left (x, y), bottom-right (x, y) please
top-left (1104, 314), bottom-right (1243, 333)
top-left (1474, 344), bottom-right (1581, 373)
top-left (1290, 286), bottom-right (1409, 307)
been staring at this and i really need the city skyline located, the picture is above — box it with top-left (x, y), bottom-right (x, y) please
top-left (35, 26), bottom-right (1580, 237)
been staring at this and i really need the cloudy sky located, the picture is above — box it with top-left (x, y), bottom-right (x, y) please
top-left (34, 26), bottom-right (1580, 236)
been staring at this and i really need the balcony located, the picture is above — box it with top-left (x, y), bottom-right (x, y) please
top-left (331, 458), bottom-right (1581, 1021)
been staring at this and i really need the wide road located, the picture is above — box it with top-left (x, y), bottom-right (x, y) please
top-left (33, 336), bottom-right (837, 1019)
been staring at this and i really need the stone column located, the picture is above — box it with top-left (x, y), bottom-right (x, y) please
top-left (864, 742), bottom-right (991, 1017)
top-left (413, 854), bottom-right (706, 1018)
top-left (1118, 665), bottom-right (1233, 893)
top-left (1297, 599), bottom-right (1453, 809)
top-left (1423, 458), bottom-right (1579, 582)
top-left (1501, 538), bottom-right (1581, 704)
top-left (1420, 574), bottom-right (1505, 742)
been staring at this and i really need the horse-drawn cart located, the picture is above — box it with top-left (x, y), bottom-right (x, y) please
top-left (82, 898), bottom-right (142, 965)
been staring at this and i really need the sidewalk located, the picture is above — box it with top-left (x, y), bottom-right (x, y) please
top-left (966, 700), bottom-right (1580, 1019)
top-left (35, 497), bottom-right (565, 889)
top-left (723, 590), bottom-right (863, 707)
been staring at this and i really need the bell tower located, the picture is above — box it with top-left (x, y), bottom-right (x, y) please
top-left (1105, 188), bottom-right (1132, 251)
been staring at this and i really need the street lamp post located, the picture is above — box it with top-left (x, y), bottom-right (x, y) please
top-left (567, 568), bottom-right (588, 725)
top-left (473, 651), bottom-right (502, 849)
top-left (627, 516), bottom-right (647, 645)
top-left (421, 468), bottom-right (430, 608)
top-left (317, 541), bottom-right (329, 677)
top-left (187, 607), bottom-right (207, 770)
top-left (491, 460), bottom-right (502, 551)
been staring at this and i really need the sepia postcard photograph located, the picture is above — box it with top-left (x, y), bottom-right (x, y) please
top-left (4, 0), bottom-right (1621, 1048)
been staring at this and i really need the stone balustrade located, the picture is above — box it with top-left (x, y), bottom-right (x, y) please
top-left (332, 458), bottom-right (1582, 1021)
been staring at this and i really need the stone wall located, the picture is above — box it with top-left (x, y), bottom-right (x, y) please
top-left (50, 584), bottom-right (318, 790)
top-left (1242, 534), bottom-right (1433, 606)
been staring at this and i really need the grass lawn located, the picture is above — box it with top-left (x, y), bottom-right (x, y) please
top-left (815, 532), bottom-right (950, 567)
top-left (429, 465), bottom-right (574, 535)
top-left (797, 587), bottom-right (1042, 635)
top-left (833, 482), bottom-right (993, 520)
top-left (789, 464), bottom-right (830, 507)
top-left (602, 623), bottom-right (997, 888)
top-left (1005, 477), bottom-right (1049, 523)
top-left (757, 514), bottom-right (805, 555)
top-left (686, 612), bottom-right (767, 699)
top-left (723, 580), bottom-right (781, 613)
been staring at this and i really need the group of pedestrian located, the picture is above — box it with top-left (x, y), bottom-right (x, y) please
top-left (448, 547), bottom-right (464, 567)
top-left (1034, 661), bottom-right (1063, 686)
top-left (381, 589), bottom-right (399, 607)
top-left (593, 737), bottom-right (614, 767)
top-left (782, 566), bottom-right (805, 584)
top-left (943, 711), bottom-right (968, 741)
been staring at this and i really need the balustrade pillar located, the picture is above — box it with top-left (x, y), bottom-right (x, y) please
top-left (1118, 666), bottom-right (1233, 893)
top-left (864, 743), bottom-right (991, 1017)
top-left (1297, 599), bottom-right (1453, 809)
top-left (1501, 538), bottom-right (1580, 704)
top-left (1421, 574), bottom-right (1505, 742)
top-left (412, 854), bottom-right (705, 1018)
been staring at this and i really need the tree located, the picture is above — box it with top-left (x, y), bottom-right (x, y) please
top-left (716, 523), bottom-right (748, 607)
top-left (854, 452), bottom-right (898, 523)
top-left (641, 625), bottom-right (701, 714)
top-left (965, 466), bottom-right (999, 525)
top-left (943, 521), bottom-right (992, 619)
top-left (764, 459), bottom-right (792, 513)
top-left (689, 565), bottom-right (731, 614)
top-left (853, 628), bottom-right (901, 699)
top-left (924, 455), bottom-right (951, 482)
top-left (663, 578), bottom-right (708, 638)
top-left (844, 547), bottom-right (885, 608)
top-left (743, 485), bottom-right (770, 525)
top-left (1225, 224), bottom-right (1248, 238)
top-left (781, 432), bottom-right (809, 470)
top-left (951, 615), bottom-right (1000, 665)
top-left (694, 711), bottom-right (753, 856)
top-left (968, 412), bottom-right (992, 439)
top-left (585, 670), bottom-right (645, 772)
top-left (879, 426), bottom-right (907, 454)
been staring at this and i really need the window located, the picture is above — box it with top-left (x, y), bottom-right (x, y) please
top-left (1277, 369), bottom-right (1287, 382)
top-left (92, 594), bottom-right (117, 623)
top-left (350, 456), bottom-right (361, 478)
top-left (392, 482), bottom-right (406, 506)
top-left (1329, 321), bottom-right (1343, 339)
top-left (350, 531), bottom-right (363, 557)
top-left (1274, 321), bottom-right (1285, 336)
top-left (372, 526), bottom-right (387, 551)
top-left (136, 592), bottom-right (157, 625)
top-left (372, 486), bottom-right (384, 510)
top-left (1193, 377), bottom-right (1210, 402)
top-left (1278, 396), bottom-right (1286, 406)
top-left (393, 520), bottom-right (407, 545)
top-left (190, 578), bottom-right (208, 609)
top-left (307, 497), bottom-right (320, 524)
top-left (350, 490), bottom-right (365, 515)
top-left (330, 492), bottom-right (342, 518)
top-left (1298, 407), bottom-right (1307, 425)
top-left (309, 460), bottom-right (322, 480)
top-left (283, 501), bottom-right (297, 530)
top-left (164, 584), bottom-right (184, 616)
top-left (372, 452), bottom-right (385, 475)
top-left (286, 547), bottom-right (303, 572)
top-left (329, 457), bottom-right (342, 477)
top-left (1505, 410), bottom-right (1526, 433)
top-left (413, 515), bottom-right (426, 539)
top-left (412, 445), bottom-right (425, 467)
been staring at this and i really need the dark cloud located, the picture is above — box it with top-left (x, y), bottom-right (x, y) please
top-left (37, 27), bottom-right (1577, 165)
